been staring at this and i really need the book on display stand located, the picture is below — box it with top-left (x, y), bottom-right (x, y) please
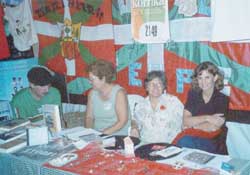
top-left (42, 104), bottom-right (61, 136)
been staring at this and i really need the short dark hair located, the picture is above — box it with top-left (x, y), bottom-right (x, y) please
top-left (144, 70), bottom-right (167, 89)
top-left (27, 67), bottom-right (52, 86)
top-left (87, 59), bottom-right (115, 84)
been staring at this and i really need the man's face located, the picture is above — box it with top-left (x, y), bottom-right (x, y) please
top-left (30, 83), bottom-right (50, 99)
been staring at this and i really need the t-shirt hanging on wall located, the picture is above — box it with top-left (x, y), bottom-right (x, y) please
top-left (4, 0), bottom-right (38, 51)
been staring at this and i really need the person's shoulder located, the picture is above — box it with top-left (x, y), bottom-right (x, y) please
top-left (187, 89), bottom-right (200, 98)
top-left (11, 88), bottom-right (30, 105)
top-left (115, 84), bottom-right (127, 95)
top-left (136, 96), bottom-right (148, 108)
top-left (115, 84), bottom-right (124, 90)
top-left (49, 87), bottom-right (61, 95)
top-left (12, 88), bottom-right (29, 99)
top-left (162, 93), bottom-right (183, 104)
top-left (214, 90), bottom-right (229, 100)
top-left (49, 87), bottom-right (59, 92)
top-left (188, 89), bottom-right (199, 95)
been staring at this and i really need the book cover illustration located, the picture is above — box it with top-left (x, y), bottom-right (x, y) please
top-left (42, 104), bottom-right (61, 134)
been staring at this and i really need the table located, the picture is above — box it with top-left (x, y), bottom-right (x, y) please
top-left (0, 127), bottom-right (245, 175)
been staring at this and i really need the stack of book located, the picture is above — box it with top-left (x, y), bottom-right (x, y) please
top-left (0, 119), bottom-right (30, 132)
top-left (0, 119), bottom-right (29, 153)
top-left (0, 128), bottom-right (26, 144)
top-left (0, 138), bottom-right (26, 153)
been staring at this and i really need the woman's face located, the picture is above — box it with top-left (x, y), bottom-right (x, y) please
top-left (197, 70), bottom-right (217, 92)
top-left (88, 72), bottom-right (105, 90)
top-left (146, 77), bottom-right (164, 98)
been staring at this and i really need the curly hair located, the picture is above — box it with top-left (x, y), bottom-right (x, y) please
top-left (191, 61), bottom-right (224, 91)
top-left (87, 59), bottom-right (116, 84)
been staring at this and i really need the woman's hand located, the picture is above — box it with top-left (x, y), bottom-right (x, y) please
top-left (130, 127), bottom-right (140, 138)
top-left (206, 113), bottom-right (225, 127)
top-left (193, 122), bottom-right (219, 132)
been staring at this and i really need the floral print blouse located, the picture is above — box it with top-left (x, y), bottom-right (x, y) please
top-left (134, 93), bottom-right (184, 143)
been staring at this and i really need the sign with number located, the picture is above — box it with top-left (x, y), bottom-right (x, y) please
top-left (131, 0), bottom-right (170, 43)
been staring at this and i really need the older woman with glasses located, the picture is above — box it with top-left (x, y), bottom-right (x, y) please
top-left (131, 70), bottom-right (184, 144)
top-left (84, 59), bottom-right (130, 136)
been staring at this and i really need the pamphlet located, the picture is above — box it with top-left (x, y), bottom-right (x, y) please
top-left (27, 126), bottom-right (49, 146)
top-left (183, 151), bottom-right (215, 165)
top-left (153, 146), bottom-right (182, 158)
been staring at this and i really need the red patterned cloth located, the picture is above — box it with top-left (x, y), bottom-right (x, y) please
top-left (0, 6), bottom-right (10, 59)
top-left (172, 128), bottom-right (222, 145)
top-left (44, 143), bottom-right (216, 175)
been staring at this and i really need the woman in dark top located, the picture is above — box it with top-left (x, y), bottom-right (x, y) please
top-left (175, 61), bottom-right (229, 154)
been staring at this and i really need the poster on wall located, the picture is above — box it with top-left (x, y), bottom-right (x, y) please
top-left (131, 0), bottom-right (170, 43)
top-left (0, 57), bottom-right (38, 101)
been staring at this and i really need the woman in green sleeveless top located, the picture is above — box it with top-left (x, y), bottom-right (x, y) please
top-left (84, 59), bottom-right (130, 135)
